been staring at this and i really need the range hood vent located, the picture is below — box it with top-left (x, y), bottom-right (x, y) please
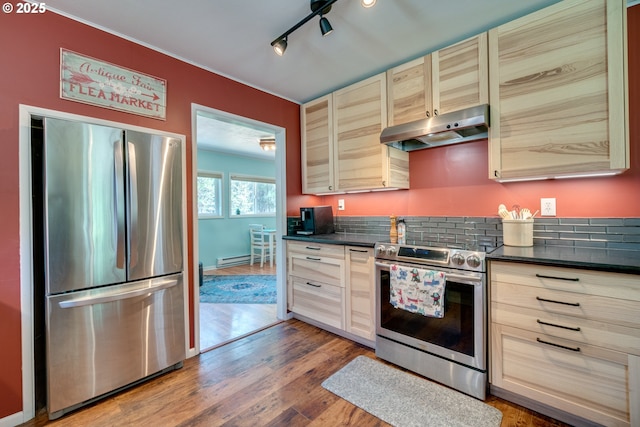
top-left (380, 104), bottom-right (489, 152)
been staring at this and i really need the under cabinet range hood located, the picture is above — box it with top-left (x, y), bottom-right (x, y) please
top-left (380, 104), bottom-right (489, 151)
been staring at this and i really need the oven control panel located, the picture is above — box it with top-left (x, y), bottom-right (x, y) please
top-left (374, 243), bottom-right (485, 272)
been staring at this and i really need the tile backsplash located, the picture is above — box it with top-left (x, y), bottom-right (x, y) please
top-left (288, 216), bottom-right (640, 252)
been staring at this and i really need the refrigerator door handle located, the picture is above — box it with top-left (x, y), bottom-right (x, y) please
top-left (58, 278), bottom-right (179, 308)
top-left (114, 141), bottom-right (126, 269)
top-left (127, 141), bottom-right (139, 268)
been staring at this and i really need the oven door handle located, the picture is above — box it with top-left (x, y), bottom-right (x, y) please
top-left (375, 261), bottom-right (482, 285)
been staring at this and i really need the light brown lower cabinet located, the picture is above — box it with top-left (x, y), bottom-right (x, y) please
top-left (490, 261), bottom-right (640, 427)
top-left (345, 246), bottom-right (375, 341)
top-left (286, 241), bottom-right (375, 345)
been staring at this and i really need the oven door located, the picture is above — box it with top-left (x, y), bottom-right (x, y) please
top-left (375, 260), bottom-right (486, 370)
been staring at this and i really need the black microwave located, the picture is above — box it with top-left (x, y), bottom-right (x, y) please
top-left (298, 206), bottom-right (335, 235)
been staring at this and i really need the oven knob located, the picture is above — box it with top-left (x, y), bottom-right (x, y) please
top-left (451, 253), bottom-right (465, 266)
top-left (467, 254), bottom-right (481, 268)
top-left (386, 246), bottom-right (397, 256)
top-left (376, 245), bottom-right (386, 255)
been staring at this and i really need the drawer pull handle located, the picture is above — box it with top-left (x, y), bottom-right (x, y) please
top-left (537, 319), bottom-right (581, 332)
top-left (349, 249), bottom-right (368, 253)
top-left (306, 256), bottom-right (322, 261)
top-left (535, 273), bottom-right (579, 282)
top-left (536, 337), bottom-right (581, 352)
top-left (536, 296), bottom-right (580, 307)
top-left (305, 282), bottom-right (321, 288)
top-left (305, 246), bottom-right (322, 250)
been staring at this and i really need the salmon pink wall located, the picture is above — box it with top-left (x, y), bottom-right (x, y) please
top-left (0, 12), bottom-right (300, 419)
top-left (295, 7), bottom-right (640, 219)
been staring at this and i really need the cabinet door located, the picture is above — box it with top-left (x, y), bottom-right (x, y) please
top-left (334, 73), bottom-right (389, 191)
top-left (345, 247), bottom-right (375, 341)
top-left (301, 94), bottom-right (334, 194)
top-left (488, 0), bottom-right (628, 180)
top-left (432, 33), bottom-right (488, 116)
top-left (387, 56), bottom-right (432, 126)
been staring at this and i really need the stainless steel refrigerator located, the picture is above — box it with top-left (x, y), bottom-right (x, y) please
top-left (40, 117), bottom-right (185, 419)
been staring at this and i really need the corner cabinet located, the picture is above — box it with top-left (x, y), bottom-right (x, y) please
top-left (387, 33), bottom-right (488, 126)
top-left (300, 73), bottom-right (409, 195)
top-left (488, 0), bottom-right (629, 181)
top-left (301, 94), bottom-right (335, 194)
top-left (286, 241), bottom-right (376, 346)
top-left (490, 261), bottom-right (640, 427)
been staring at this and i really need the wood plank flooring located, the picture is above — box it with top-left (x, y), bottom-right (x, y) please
top-left (24, 320), bottom-right (570, 427)
top-left (200, 263), bottom-right (279, 351)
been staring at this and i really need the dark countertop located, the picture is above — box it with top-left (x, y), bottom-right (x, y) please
top-left (488, 245), bottom-right (640, 275)
top-left (283, 233), bottom-right (382, 248)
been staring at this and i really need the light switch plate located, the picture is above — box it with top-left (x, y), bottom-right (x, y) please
top-left (541, 198), bottom-right (556, 216)
top-left (338, 199), bottom-right (345, 211)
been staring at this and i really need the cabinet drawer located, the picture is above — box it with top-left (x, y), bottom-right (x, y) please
top-left (492, 302), bottom-right (640, 356)
top-left (289, 254), bottom-right (344, 287)
top-left (491, 324), bottom-right (631, 427)
top-left (287, 241), bottom-right (345, 259)
top-left (290, 276), bottom-right (344, 329)
top-left (492, 281), bottom-right (640, 329)
top-left (491, 261), bottom-right (640, 302)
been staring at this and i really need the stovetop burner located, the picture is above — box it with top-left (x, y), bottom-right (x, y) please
top-left (374, 242), bottom-right (486, 272)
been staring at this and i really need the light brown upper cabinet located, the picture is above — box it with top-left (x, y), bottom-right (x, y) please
top-left (301, 75), bottom-right (409, 195)
top-left (301, 94), bottom-right (334, 194)
top-left (330, 73), bottom-right (409, 193)
top-left (488, 0), bottom-right (628, 181)
top-left (387, 33), bottom-right (489, 126)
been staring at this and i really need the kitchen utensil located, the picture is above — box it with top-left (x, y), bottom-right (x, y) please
top-left (498, 205), bottom-right (511, 219)
top-left (521, 208), bottom-right (532, 219)
top-left (512, 204), bottom-right (521, 219)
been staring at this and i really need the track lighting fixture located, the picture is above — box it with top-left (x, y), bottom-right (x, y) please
top-left (270, 0), bottom-right (376, 55)
top-left (270, 0), bottom-right (338, 56)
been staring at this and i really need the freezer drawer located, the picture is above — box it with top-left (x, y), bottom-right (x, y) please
top-left (46, 273), bottom-right (185, 418)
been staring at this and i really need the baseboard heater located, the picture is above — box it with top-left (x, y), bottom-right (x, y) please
top-left (216, 254), bottom-right (251, 268)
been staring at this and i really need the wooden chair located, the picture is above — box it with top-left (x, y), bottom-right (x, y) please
top-left (249, 224), bottom-right (273, 268)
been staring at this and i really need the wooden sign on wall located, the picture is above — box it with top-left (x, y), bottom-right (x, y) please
top-left (60, 49), bottom-right (167, 120)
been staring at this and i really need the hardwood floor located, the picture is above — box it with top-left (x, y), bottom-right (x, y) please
top-left (23, 320), bottom-right (571, 427)
top-left (200, 263), bottom-right (280, 351)
top-left (200, 303), bottom-right (278, 350)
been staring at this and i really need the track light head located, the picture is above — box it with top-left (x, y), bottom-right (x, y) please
top-left (270, 0), bottom-right (339, 56)
top-left (319, 16), bottom-right (333, 36)
top-left (272, 37), bottom-right (288, 56)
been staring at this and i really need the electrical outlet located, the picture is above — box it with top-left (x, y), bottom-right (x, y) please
top-left (541, 198), bottom-right (556, 216)
top-left (338, 199), bottom-right (345, 211)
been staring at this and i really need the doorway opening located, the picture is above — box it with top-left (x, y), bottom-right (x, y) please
top-left (192, 105), bottom-right (287, 352)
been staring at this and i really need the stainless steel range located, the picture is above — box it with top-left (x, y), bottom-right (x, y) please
top-left (374, 242), bottom-right (488, 399)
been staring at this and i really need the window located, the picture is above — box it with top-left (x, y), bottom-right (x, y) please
top-left (230, 174), bottom-right (276, 216)
top-left (197, 171), bottom-right (223, 218)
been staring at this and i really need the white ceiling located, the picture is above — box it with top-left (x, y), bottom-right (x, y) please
top-left (43, 0), bottom-right (572, 156)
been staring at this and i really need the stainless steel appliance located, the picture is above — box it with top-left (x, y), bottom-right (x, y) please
top-left (36, 117), bottom-right (185, 419)
top-left (380, 104), bottom-right (489, 151)
top-left (374, 242), bottom-right (488, 399)
top-left (297, 205), bottom-right (335, 235)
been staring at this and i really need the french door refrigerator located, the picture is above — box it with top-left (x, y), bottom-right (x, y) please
top-left (39, 117), bottom-right (185, 419)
